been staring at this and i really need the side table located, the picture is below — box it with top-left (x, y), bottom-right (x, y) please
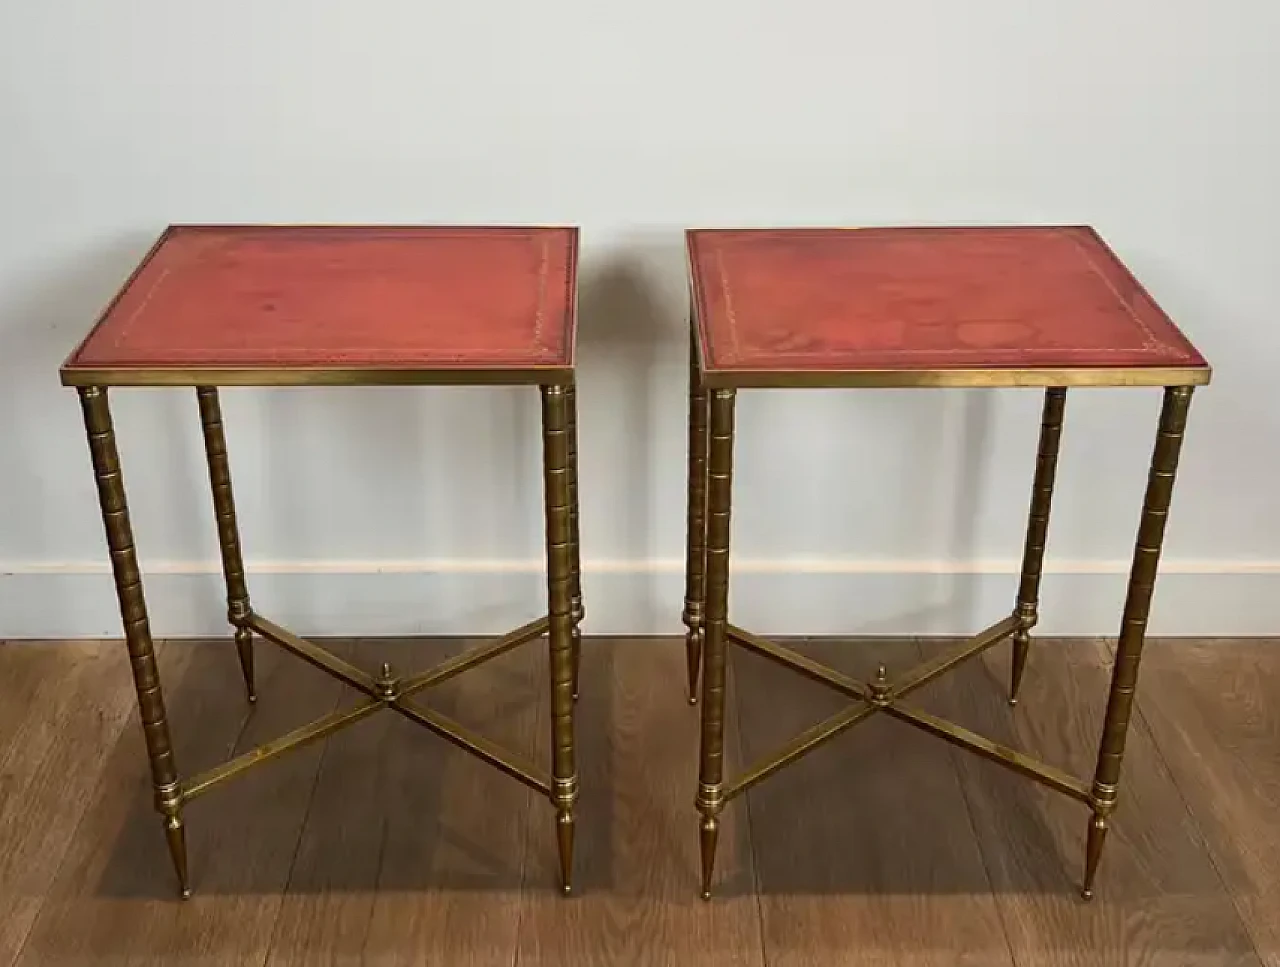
top-left (61, 224), bottom-right (583, 897)
top-left (681, 226), bottom-right (1210, 899)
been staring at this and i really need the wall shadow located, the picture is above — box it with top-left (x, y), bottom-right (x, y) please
top-left (574, 246), bottom-right (675, 631)
top-left (0, 232), bottom-right (160, 567)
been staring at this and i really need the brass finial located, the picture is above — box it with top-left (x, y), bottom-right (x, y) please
top-left (870, 664), bottom-right (890, 705)
top-left (376, 661), bottom-right (398, 701)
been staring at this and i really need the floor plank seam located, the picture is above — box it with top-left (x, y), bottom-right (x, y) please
top-left (503, 772), bottom-right (536, 967)
top-left (353, 729), bottom-right (395, 964)
top-left (4, 643), bottom-right (147, 967)
top-left (508, 651), bottom-right (548, 967)
top-left (258, 670), bottom-right (348, 967)
top-left (1132, 679), bottom-right (1270, 967)
top-left (5, 739), bottom-right (116, 967)
top-left (730, 655), bottom-right (772, 967)
top-left (913, 637), bottom-right (1022, 967)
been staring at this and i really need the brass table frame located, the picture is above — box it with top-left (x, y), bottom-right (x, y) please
top-left (681, 328), bottom-right (1208, 900)
top-left (68, 380), bottom-right (583, 899)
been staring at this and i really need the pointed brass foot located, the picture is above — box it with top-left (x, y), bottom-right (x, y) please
top-left (234, 627), bottom-right (256, 704)
top-left (556, 807), bottom-right (575, 896)
top-left (699, 813), bottom-right (720, 900)
top-left (701, 814), bottom-right (721, 901)
top-left (1010, 629), bottom-right (1030, 707)
top-left (163, 813), bottom-right (191, 899)
top-left (685, 628), bottom-right (702, 705)
top-left (1081, 813), bottom-right (1108, 900)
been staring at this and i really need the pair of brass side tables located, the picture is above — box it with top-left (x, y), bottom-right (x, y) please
top-left (60, 224), bottom-right (1209, 902)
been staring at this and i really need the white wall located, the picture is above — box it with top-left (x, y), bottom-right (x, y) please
top-left (1, 1), bottom-right (1277, 638)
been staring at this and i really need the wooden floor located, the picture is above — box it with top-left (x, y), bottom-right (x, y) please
top-left (0, 635), bottom-right (1276, 966)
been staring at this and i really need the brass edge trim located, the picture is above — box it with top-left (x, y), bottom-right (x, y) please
top-left (59, 228), bottom-right (175, 376)
top-left (565, 227), bottom-right (580, 372)
top-left (166, 222), bottom-right (580, 231)
top-left (699, 366), bottom-right (1211, 390)
top-left (684, 232), bottom-right (710, 375)
top-left (61, 364), bottom-right (575, 388)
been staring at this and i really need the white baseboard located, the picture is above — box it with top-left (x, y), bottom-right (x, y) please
top-left (2, 558), bottom-right (1278, 639)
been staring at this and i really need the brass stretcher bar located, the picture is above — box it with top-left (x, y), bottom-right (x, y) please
top-left (721, 620), bottom-right (1091, 807)
top-left (180, 614), bottom-right (555, 806)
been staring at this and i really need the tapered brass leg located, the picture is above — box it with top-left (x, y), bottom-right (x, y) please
top-left (541, 384), bottom-right (579, 895)
top-left (79, 387), bottom-right (191, 899)
top-left (697, 388), bottom-right (735, 899)
top-left (197, 387), bottom-right (255, 703)
top-left (1082, 386), bottom-right (1193, 900)
top-left (1081, 814), bottom-right (1108, 901)
top-left (1011, 387), bottom-right (1066, 705)
top-left (681, 329), bottom-right (711, 705)
top-left (566, 383), bottom-right (584, 702)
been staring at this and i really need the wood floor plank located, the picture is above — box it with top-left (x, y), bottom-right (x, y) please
top-left (735, 638), bottom-right (1014, 967)
top-left (919, 636), bottom-right (1260, 967)
top-left (260, 639), bottom-right (404, 967)
top-left (359, 636), bottom-right (542, 967)
top-left (0, 642), bottom-right (78, 771)
top-left (3, 636), bottom-right (1277, 967)
top-left (1138, 639), bottom-right (1280, 966)
top-left (0, 642), bottom-right (137, 967)
top-left (513, 638), bottom-right (765, 967)
top-left (14, 636), bottom-right (353, 967)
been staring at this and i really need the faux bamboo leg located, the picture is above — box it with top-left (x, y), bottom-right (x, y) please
top-left (566, 382), bottom-right (584, 702)
top-left (681, 329), bottom-right (711, 705)
top-left (1011, 387), bottom-right (1067, 705)
top-left (541, 385), bottom-right (579, 894)
top-left (697, 387), bottom-right (736, 899)
top-left (79, 386), bottom-right (190, 898)
top-left (196, 387), bottom-right (255, 702)
top-left (1082, 386), bottom-right (1193, 899)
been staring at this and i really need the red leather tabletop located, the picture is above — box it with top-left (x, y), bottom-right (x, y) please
top-left (63, 225), bottom-right (578, 384)
top-left (687, 227), bottom-right (1208, 387)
